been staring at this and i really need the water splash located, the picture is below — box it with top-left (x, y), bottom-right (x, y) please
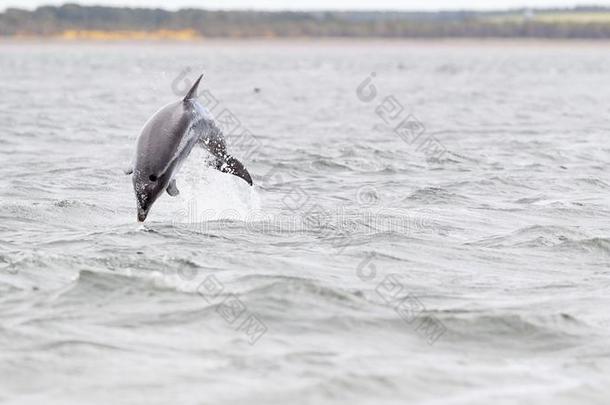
top-left (153, 147), bottom-right (261, 223)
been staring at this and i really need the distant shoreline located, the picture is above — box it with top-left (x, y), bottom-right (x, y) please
top-left (7, 33), bottom-right (610, 42)
top-left (3, 35), bottom-right (610, 47)
top-left (5, 5), bottom-right (610, 39)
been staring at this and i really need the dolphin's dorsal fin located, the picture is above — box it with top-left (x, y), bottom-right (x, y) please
top-left (183, 74), bottom-right (203, 102)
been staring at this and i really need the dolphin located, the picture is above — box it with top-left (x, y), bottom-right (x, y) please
top-left (125, 74), bottom-right (253, 222)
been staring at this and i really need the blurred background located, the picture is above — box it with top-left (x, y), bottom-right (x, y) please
top-left (4, 0), bottom-right (610, 39)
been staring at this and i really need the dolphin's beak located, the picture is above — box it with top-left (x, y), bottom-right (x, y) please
top-left (137, 208), bottom-right (149, 222)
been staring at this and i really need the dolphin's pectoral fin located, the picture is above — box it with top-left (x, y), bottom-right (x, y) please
top-left (214, 155), bottom-right (253, 186)
top-left (166, 179), bottom-right (180, 197)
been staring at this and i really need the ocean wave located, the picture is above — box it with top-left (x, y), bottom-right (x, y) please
top-left (468, 225), bottom-right (609, 255)
top-left (404, 186), bottom-right (472, 205)
top-left (558, 237), bottom-right (610, 256)
top-left (436, 311), bottom-right (593, 348)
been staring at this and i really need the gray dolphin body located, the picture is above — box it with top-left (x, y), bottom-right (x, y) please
top-left (126, 75), bottom-right (253, 222)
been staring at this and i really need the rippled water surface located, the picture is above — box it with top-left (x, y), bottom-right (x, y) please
top-left (1, 40), bottom-right (609, 404)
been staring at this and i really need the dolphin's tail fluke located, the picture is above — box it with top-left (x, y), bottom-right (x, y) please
top-left (214, 155), bottom-right (253, 186)
top-left (183, 74), bottom-right (203, 102)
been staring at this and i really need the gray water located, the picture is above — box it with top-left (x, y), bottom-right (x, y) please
top-left (1, 40), bottom-right (609, 404)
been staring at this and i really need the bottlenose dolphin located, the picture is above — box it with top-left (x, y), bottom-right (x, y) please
top-left (125, 74), bottom-right (253, 222)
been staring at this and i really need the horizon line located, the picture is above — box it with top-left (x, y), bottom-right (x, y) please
top-left (3, 3), bottom-right (610, 14)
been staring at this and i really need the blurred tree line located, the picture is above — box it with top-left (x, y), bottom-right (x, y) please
top-left (3, 4), bottom-right (610, 38)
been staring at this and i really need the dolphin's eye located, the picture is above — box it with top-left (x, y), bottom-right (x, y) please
top-left (149, 174), bottom-right (158, 182)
